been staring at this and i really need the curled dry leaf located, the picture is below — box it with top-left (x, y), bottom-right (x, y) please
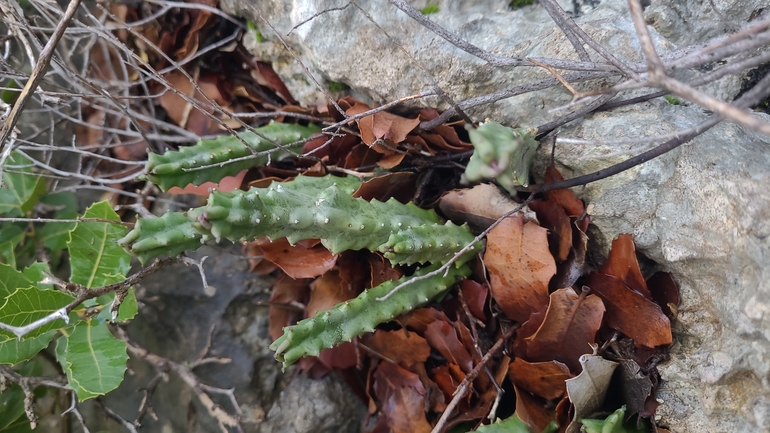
top-left (508, 358), bottom-right (572, 400)
top-left (353, 172), bottom-right (417, 204)
top-left (565, 354), bottom-right (619, 433)
top-left (544, 166), bottom-right (585, 217)
top-left (485, 215), bottom-right (556, 323)
top-left (439, 183), bottom-right (531, 231)
top-left (432, 363), bottom-right (470, 412)
top-left (529, 198), bottom-right (572, 263)
top-left (599, 234), bottom-right (650, 299)
top-left (514, 385), bottom-right (557, 432)
top-left (258, 237), bottom-right (338, 279)
top-left (403, 307), bottom-right (451, 334)
top-left (616, 359), bottom-right (654, 418)
top-left (373, 361), bottom-right (432, 433)
top-left (584, 272), bottom-right (672, 348)
top-left (424, 320), bottom-right (474, 373)
top-left (460, 279), bottom-right (488, 321)
top-left (646, 271), bottom-right (681, 318)
top-left (525, 288), bottom-right (605, 373)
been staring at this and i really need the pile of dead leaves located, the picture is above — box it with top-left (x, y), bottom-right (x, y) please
top-left (250, 166), bottom-right (679, 433)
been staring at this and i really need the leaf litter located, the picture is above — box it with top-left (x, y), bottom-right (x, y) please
top-left (105, 3), bottom-right (681, 428)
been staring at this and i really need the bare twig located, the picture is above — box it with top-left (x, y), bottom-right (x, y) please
top-left (521, 66), bottom-right (770, 193)
top-left (115, 327), bottom-right (243, 433)
top-left (430, 327), bottom-right (516, 433)
top-left (0, 0), bottom-right (83, 157)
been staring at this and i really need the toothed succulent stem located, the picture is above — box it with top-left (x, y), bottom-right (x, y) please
top-left (119, 175), bottom-right (481, 267)
top-left (146, 121), bottom-right (321, 191)
top-left (462, 121), bottom-right (538, 192)
top-left (269, 262), bottom-right (471, 369)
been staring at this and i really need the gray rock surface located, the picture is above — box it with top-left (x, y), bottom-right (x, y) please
top-left (219, 0), bottom-right (770, 431)
top-left (78, 245), bottom-right (366, 433)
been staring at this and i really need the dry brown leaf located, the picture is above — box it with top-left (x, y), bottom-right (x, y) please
top-left (373, 362), bottom-right (432, 433)
top-left (514, 385), bottom-right (557, 432)
top-left (259, 237), bottom-right (338, 279)
top-left (544, 166), bottom-right (585, 217)
top-left (431, 363), bottom-right (469, 411)
top-left (403, 307), bottom-right (451, 333)
top-left (424, 321), bottom-right (474, 373)
top-left (353, 172), bottom-right (417, 203)
top-left (485, 215), bottom-right (556, 323)
top-left (646, 271), bottom-right (681, 318)
top-left (529, 198), bottom-right (573, 263)
top-left (599, 234), bottom-right (651, 299)
top-left (306, 269), bottom-right (360, 318)
top-left (509, 358), bottom-right (573, 400)
top-left (369, 330), bottom-right (431, 369)
top-left (584, 272), bottom-right (672, 348)
top-left (525, 288), bottom-right (605, 373)
top-left (368, 254), bottom-right (402, 288)
top-left (460, 279), bottom-right (487, 321)
top-left (439, 183), bottom-right (527, 231)
top-left (268, 275), bottom-right (309, 341)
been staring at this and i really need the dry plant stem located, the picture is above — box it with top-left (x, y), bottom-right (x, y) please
top-left (0, 365), bottom-right (70, 429)
top-left (134, 372), bottom-right (165, 427)
top-left (388, 0), bottom-right (618, 72)
top-left (0, 257), bottom-right (179, 339)
top-left (537, 0), bottom-right (590, 62)
top-left (114, 327), bottom-right (243, 433)
top-left (289, 3), bottom-right (352, 35)
top-left (64, 394), bottom-right (91, 433)
top-left (536, 92), bottom-right (616, 138)
top-left (522, 68), bottom-right (770, 193)
top-left (626, 0), bottom-right (770, 136)
top-left (247, 4), bottom-right (346, 117)
top-left (350, 0), bottom-right (474, 126)
top-left (95, 398), bottom-right (139, 433)
top-left (538, 0), bottom-right (639, 78)
top-left (430, 327), bottom-right (516, 433)
top-left (0, 0), bottom-right (82, 184)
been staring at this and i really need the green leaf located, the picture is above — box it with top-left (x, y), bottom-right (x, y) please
top-left (0, 152), bottom-right (45, 216)
top-left (67, 201), bottom-right (131, 288)
top-left (475, 414), bottom-right (531, 433)
top-left (0, 223), bottom-right (25, 268)
top-left (474, 414), bottom-right (558, 433)
top-left (0, 263), bottom-right (32, 301)
top-left (580, 406), bottom-right (646, 433)
top-left (0, 417), bottom-right (34, 433)
top-left (420, 3), bottom-right (439, 14)
top-left (56, 320), bottom-right (128, 401)
top-left (0, 287), bottom-right (76, 340)
top-left (0, 384), bottom-right (25, 430)
top-left (37, 192), bottom-right (79, 253)
top-left (0, 330), bottom-right (56, 365)
top-left (96, 289), bottom-right (138, 323)
top-left (21, 262), bottom-right (53, 291)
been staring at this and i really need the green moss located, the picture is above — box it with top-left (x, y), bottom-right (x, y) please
top-left (247, 22), bottom-right (265, 42)
top-left (664, 95), bottom-right (683, 105)
top-left (420, 3), bottom-right (440, 14)
top-left (327, 81), bottom-right (349, 92)
top-left (510, 0), bottom-right (535, 8)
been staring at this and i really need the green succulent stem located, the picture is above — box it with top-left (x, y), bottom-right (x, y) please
top-left (145, 121), bottom-right (320, 191)
top-left (270, 262), bottom-right (471, 369)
